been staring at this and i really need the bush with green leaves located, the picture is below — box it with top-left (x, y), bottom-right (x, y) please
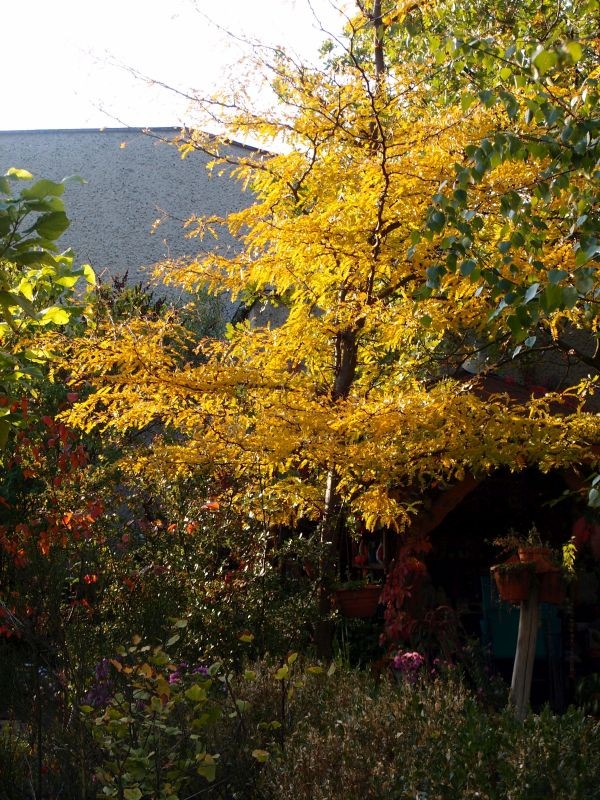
top-left (257, 671), bottom-right (600, 800)
top-left (82, 467), bottom-right (318, 663)
top-left (0, 168), bottom-right (94, 446)
top-left (84, 637), bottom-right (220, 800)
top-left (83, 634), bottom-right (332, 800)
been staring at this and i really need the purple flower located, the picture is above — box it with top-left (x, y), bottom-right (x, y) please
top-left (84, 682), bottom-right (113, 708)
top-left (95, 658), bottom-right (111, 681)
top-left (392, 651), bottom-right (425, 683)
top-left (84, 659), bottom-right (115, 707)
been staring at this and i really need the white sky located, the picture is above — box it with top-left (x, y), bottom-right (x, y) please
top-left (1, 0), bottom-right (350, 131)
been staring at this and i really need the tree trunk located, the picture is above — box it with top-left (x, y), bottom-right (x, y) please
top-left (372, 0), bottom-right (386, 79)
top-left (314, 329), bottom-right (359, 659)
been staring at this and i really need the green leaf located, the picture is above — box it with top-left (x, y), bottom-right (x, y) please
top-left (21, 179), bottom-right (65, 199)
top-left (548, 269), bottom-right (568, 284)
top-left (123, 789), bottom-right (142, 800)
top-left (185, 684), bottom-right (207, 702)
top-left (197, 754), bottom-right (216, 782)
top-left (35, 211), bottom-right (69, 240)
top-left (507, 314), bottom-right (525, 340)
top-left (5, 168), bottom-right (33, 180)
top-left (426, 264), bottom-right (445, 289)
top-left (533, 48), bottom-right (558, 75)
top-left (166, 633), bottom-right (180, 647)
top-left (541, 284), bottom-right (563, 312)
top-left (460, 92), bottom-right (476, 112)
top-left (252, 749), bottom-right (270, 763)
top-left (83, 263), bottom-right (96, 286)
top-left (460, 259), bottom-right (476, 276)
top-left (524, 283), bottom-right (539, 303)
top-left (478, 89), bottom-right (495, 107)
top-left (565, 42), bottom-right (583, 63)
top-left (0, 290), bottom-right (36, 318)
top-left (562, 286), bottom-right (578, 308)
top-left (588, 487), bottom-right (600, 508)
top-left (54, 274), bottom-right (80, 289)
top-left (575, 270), bottom-right (595, 294)
top-left (575, 240), bottom-right (599, 268)
top-left (16, 279), bottom-right (34, 301)
top-left (274, 665), bottom-right (289, 680)
top-left (40, 306), bottom-right (70, 325)
top-left (428, 210), bottom-right (446, 233)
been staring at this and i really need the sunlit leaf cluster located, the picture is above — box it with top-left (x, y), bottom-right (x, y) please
top-left (64, 0), bottom-right (600, 530)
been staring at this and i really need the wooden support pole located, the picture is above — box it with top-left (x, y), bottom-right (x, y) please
top-left (509, 581), bottom-right (540, 720)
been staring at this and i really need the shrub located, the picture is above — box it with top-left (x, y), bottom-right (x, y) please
top-left (258, 672), bottom-right (600, 800)
top-left (84, 639), bottom-right (220, 800)
top-left (0, 724), bottom-right (29, 800)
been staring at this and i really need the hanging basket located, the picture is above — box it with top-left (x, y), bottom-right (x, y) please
top-left (334, 585), bottom-right (381, 618)
top-left (491, 563), bottom-right (533, 605)
top-left (538, 568), bottom-right (566, 604)
top-left (517, 546), bottom-right (553, 573)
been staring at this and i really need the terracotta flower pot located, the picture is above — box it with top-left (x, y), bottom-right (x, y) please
top-left (334, 585), bottom-right (381, 618)
top-left (538, 568), bottom-right (566, 604)
top-left (491, 564), bottom-right (533, 604)
top-left (518, 546), bottom-right (553, 573)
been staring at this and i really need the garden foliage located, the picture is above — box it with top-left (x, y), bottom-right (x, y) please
top-left (1, 2), bottom-right (600, 798)
top-left (64, 0), bottom-right (600, 543)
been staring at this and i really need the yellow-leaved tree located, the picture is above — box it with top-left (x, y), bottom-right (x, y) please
top-left (64, 0), bottom-right (600, 653)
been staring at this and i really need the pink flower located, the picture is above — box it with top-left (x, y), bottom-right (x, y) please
top-left (393, 650), bottom-right (425, 680)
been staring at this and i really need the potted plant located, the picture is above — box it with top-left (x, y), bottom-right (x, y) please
top-left (538, 566), bottom-right (566, 604)
top-left (334, 577), bottom-right (382, 618)
top-left (494, 525), bottom-right (554, 573)
top-left (490, 559), bottom-right (535, 604)
top-left (492, 526), bottom-right (568, 604)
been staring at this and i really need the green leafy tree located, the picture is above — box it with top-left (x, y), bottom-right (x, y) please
top-left (396, 0), bottom-right (600, 351)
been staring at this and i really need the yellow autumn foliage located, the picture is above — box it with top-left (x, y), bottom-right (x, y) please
top-left (62, 2), bottom-right (600, 530)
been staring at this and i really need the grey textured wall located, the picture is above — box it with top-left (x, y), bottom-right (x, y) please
top-left (0, 128), bottom-right (253, 306)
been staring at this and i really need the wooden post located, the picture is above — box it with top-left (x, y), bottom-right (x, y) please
top-left (509, 581), bottom-right (539, 720)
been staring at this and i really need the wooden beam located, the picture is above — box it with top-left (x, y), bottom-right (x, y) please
top-left (509, 582), bottom-right (540, 720)
top-left (409, 473), bottom-right (482, 539)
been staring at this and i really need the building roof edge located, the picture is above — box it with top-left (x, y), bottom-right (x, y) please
top-left (0, 127), bottom-right (266, 154)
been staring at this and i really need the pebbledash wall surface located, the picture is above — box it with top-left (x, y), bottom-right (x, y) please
top-left (0, 127), bottom-right (254, 308)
